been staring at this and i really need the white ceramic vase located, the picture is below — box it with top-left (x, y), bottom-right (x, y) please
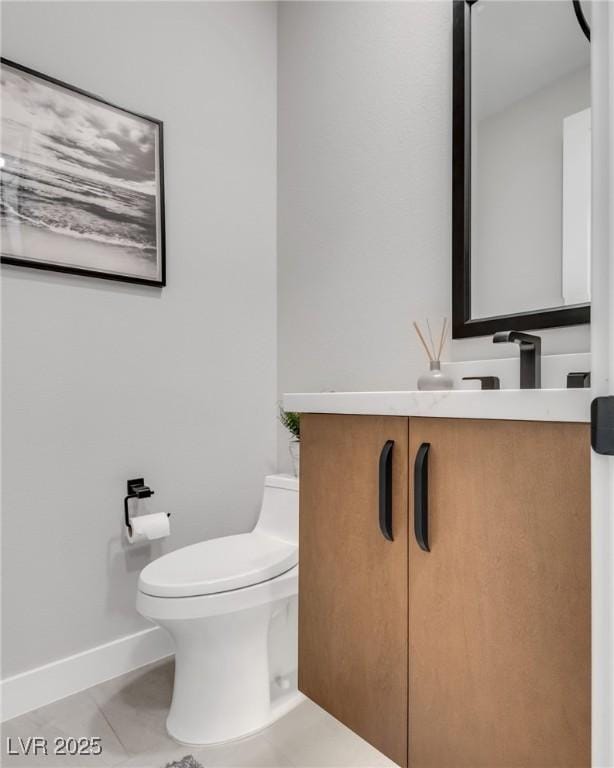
top-left (417, 360), bottom-right (453, 391)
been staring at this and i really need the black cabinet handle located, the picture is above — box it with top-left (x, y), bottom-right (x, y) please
top-left (378, 440), bottom-right (394, 541)
top-left (414, 443), bottom-right (431, 552)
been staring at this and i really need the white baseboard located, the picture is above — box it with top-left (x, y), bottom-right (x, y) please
top-left (0, 626), bottom-right (174, 722)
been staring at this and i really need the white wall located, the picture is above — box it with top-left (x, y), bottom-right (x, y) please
top-left (277, 1), bottom-right (590, 459)
top-left (1, 1), bottom-right (278, 677)
top-left (277, 1), bottom-right (451, 428)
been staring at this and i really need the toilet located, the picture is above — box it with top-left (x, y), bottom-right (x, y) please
top-left (136, 474), bottom-right (300, 745)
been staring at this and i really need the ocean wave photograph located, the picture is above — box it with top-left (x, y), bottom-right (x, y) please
top-left (0, 60), bottom-right (165, 284)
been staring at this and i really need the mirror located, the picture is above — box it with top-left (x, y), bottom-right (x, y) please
top-left (452, 0), bottom-right (591, 338)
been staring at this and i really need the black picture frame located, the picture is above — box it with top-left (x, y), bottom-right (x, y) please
top-left (0, 58), bottom-right (166, 287)
top-left (451, 0), bottom-right (590, 339)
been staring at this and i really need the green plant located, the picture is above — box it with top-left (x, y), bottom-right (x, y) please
top-left (279, 406), bottom-right (300, 440)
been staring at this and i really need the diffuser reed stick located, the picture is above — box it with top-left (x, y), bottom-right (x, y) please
top-left (413, 318), bottom-right (448, 363)
top-left (426, 319), bottom-right (436, 361)
top-left (436, 317), bottom-right (448, 360)
top-left (413, 321), bottom-right (434, 362)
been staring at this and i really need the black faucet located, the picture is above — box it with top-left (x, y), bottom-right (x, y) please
top-left (493, 331), bottom-right (541, 389)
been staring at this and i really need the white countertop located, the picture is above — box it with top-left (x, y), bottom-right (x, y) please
top-left (283, 388), bottom-right (592, 423)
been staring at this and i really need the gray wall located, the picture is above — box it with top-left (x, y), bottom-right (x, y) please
top-left (277, 1), bottom-right (590, 469)
top-left (2, 1), bottom-right (278, 676)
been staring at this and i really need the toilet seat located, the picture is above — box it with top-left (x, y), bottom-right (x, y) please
top-left (138, 530), bottom-right (297, 598)
top-left (137, 564), bottom-right (298, 621)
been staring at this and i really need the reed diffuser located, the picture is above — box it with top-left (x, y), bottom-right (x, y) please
top-left (413, 318), bottom-right (453, 391)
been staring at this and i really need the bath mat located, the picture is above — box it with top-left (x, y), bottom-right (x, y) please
top-left (164, 756), bottom-right (204, 768)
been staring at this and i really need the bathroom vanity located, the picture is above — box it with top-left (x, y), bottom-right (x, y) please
top-left (285, 390), bottom-right (591, 768)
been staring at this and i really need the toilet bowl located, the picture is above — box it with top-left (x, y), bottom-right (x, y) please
top-left (136, 474), bottom-right (300, 745)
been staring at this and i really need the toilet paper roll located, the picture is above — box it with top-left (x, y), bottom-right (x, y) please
top-left (126, 512), bottom-right (170, 544)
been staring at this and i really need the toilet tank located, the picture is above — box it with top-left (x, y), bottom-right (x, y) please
top-left (254, 474), bottom-right (298, 545)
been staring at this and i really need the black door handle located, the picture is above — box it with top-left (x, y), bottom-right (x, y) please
top-left (414, 443), bottom-right (431, 552)
top-left (378, 440), bottom-right (394, 541)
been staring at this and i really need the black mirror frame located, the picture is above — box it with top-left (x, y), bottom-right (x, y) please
top-left (451, 0), bottom-right (591, 339)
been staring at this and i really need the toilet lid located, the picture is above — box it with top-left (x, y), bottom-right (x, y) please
top-left (137, 531), bottom-right (298, 598)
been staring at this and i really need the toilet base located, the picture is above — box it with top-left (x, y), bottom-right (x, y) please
top-left (166, 690), bottom-right (304, 747)
top-left (154, 593), bottom-right (299, 746)
top-left (166, 605), bottom-right (271, 744)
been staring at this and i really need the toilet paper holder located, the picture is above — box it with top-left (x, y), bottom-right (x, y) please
top-left (124, 478), bottom-right (170, 535)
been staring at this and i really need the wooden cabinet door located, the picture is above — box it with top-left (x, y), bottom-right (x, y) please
top-left (408, 417), bottom-right (590, 768)
top-left (299, 414), bottom-right (409, 767)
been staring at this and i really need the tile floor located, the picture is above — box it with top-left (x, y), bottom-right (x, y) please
top-left (1, 659), bottom-right (397, 768)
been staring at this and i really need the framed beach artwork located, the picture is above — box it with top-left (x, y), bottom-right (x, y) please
top-left (0, 59), bottom-right (165, 286)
